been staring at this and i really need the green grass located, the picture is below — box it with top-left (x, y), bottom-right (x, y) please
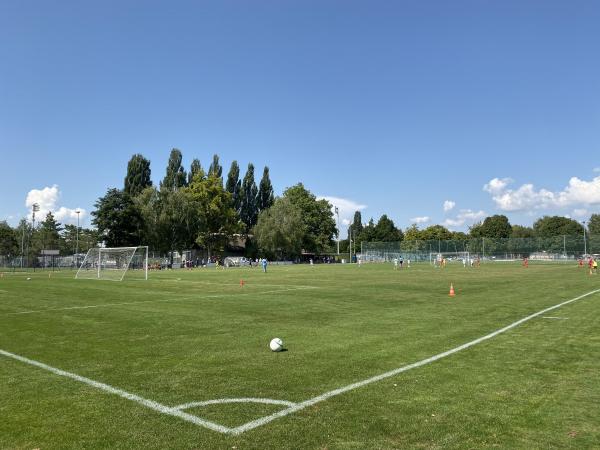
top-left (1, 262), bottom-right (599, 449)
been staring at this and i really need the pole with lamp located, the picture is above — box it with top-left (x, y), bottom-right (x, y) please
top-left (334, 206), bottom-right (340, 256)
top-left (582, 220), bottom-right (587, 258)
top-left (30, 203), bottom-right (40, 270)
top-left (75, 210), bottom-right (81, 269)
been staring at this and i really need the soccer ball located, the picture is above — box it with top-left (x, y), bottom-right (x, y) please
top-left (269, 338), bottom-right (283, 352)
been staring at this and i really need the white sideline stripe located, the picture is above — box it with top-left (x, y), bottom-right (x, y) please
top-left (229, 288), bottom-right (600, 435)
top-left (174, 398), bottom-right (297, 411)
top-left (542, 316), bottom-right (568, 320)
top-left (0, 348), bottom-right (232, 434)
top-left (4, 286), bottom-right (313, 316)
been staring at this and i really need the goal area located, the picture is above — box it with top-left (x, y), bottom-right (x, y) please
top-left (223, 256), bottom-right (250, 268)
top-left (75, 246), bottom-right (148, 281)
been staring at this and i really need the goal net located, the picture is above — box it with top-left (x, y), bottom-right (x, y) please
top-left (75, 246), bottom-right (148, 281)
top-left (223, 256), bottom-right (250, 268)
top-left (429, 252), bottom-right (471, 266)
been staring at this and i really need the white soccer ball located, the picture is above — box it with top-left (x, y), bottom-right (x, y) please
top-left (26, 277), bottom-right (31, 281)
top-left (269, 337), bottom-right (283, 352)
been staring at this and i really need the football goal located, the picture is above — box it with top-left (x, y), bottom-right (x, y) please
top-left (429, 251), bottom-right (471, 267)
top-left (223, 256), bottom-right (250, 268)
top-left (75, 246), bottom-right (148, 281)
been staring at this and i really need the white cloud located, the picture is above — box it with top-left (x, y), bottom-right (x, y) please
top-left (410, 216), bottom-right (430, 224)
top-left (484, 176), bottom-right (600, 212)
top-left (594, 167), bottom-right (600, 173)
top-left (443, 200), bottom-right (456, 212)
top-left (483, 177), bottom-right (513, 195)
top-left (318, 195), bottom-right (367, 235)
top-left (25, 185), bottom-right (86, 225)
top-left (572, 208), bottom-right (588, 218)
top-left (443, 209), bottom-right (486, 230)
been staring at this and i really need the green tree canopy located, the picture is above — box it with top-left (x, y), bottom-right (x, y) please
top-left (257, 166), bottom-right (274, 212)
top-left (373, 215), bottom-right (404, 241)
top-left (225, 160), bottom-right (242, 213)
top-left (124, 154), bottom-right (152, 197)
top-left (283, 183), bottom-right (336, 253)
top-left (533, 215), bottom-right (583, 237)
top-left (511, 224), bottom-right (535, 238)
top-left (404, 224), bottom-right (422, 241)
top-left (208, 154), bottom-right (223, 184)
top-left (478, 215), bottom-right (512, 238)
top-left (186, 174), bottom-right (240, 258)
top-left (253, 197), bottom-right (305, 260)
top-left (161, 148), bottom-right (187, 190)
top-left (38, 212), bottom-right (62, 251)
top-left (588, 214), bottom-right (600, 235)
top-left (240, 163), bottom-right (258, 230)
top-left (92, 188), bottom-right (143, 247)
top-left (188, 158), bottom-right (205, 185)
top-left (420, 225), bottom-right (453, 241)
top-left (0, 221), bottom-right (18, 256)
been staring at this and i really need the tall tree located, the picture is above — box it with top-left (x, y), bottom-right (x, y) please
top-left (157, 188), bottom-right (197, 264)
top-left (124, 154), bottom-right (152, 197)
top-left (404, 224), bottom-right (422, 241)
top-left (188, 158), bottom-right (205, 185)
top-left (0, 221), bottom-right (18, 256)
top-left (283, 183), bottom-right (336, 253)
top-left (373, 215), bottom-right (404, 241)
top-left (92, 189), bottom-right (143, 247)
top-left (257, 166), bottom-right (275, 211)
top-left (208, 154), bottom-right (223, 184)
top-left (38, 212), bottom-right (62, 251)
top-left (476, 215), bottom-right (512, 238)
top-left (225, 160), bottom-right (242, 213)
top-left (351, 211), bottom-right (363, 235)
top-left (240, 163), bottom-right (258, 229)
top-left (253, 197), bottom-right (305, 260)
top-left (161, 148), bottom-right (187, 190)
top-left (533, 216), bottom-right (583, 237)
top-left (420, 225), bottom-right (453, 241)
top-left (186, 174), bottom-right (240, 258)
top-left (588, 214), bottom-right (600, 235)
top-left (511, 224), bottom-right (535, 238)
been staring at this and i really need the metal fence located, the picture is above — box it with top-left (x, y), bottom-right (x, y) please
top-left (361, 234), bottom-right (600, 263)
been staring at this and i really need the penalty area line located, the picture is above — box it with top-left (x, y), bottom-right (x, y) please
top-left (230, 287), bottom-right (600, 435)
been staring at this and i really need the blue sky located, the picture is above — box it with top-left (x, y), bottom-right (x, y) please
top-left (1, 0), bottom-right (599, 234)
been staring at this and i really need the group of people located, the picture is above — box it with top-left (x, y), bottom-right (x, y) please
top-left (393, 256), bottom-right (409, 269)
top-left (579, 256), bottom-right (598, 274)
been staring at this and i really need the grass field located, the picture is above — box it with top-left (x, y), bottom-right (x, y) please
top-left (1, 262), bottom-right (599, 449)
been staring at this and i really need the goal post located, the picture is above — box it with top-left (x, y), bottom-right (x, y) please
top-left (75, 246), bottom-right (148, 281)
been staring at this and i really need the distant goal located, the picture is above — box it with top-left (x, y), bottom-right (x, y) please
top-left (75, 246), bottom-right (148, 281)
top-left (429, 251), bottom-right (471, 267)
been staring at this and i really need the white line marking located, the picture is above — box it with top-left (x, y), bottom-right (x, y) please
top-left (229, 287), bottom-right (600, 435)
top-left (0, 348), bottom-right (232, 434)
top-left (542, 316), bottom-right (568, 320)
top-left (174, 398), bottom-right (297, 411)
top-left (3, 286), bottom-right (314, 316)
top-left (2, 288), bottom-right (598, 435)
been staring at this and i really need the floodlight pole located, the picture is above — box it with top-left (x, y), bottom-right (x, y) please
top-left (30, 203), bottom-right (39, 271)
top-left (335, 206), bottom-right (340, 255)
top-left (20, 218), bottom-right (25, 268)
top-left (75, 210), bottom-right (80, 268)
top-left (582, 221), bottom-right (587, 257)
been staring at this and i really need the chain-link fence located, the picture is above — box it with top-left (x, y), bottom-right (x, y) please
top-left (361, 234), bottom-right (600, 263)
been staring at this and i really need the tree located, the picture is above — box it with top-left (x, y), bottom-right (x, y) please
top-left (351, 211), bottom-right (363, 235)
top-left (283, 183), bottom-right (336, 253)
top-left (161, 148), bottom-right (187, 190)
top-left (404, 224), bottom-right (422, 242)
top-left (0, 221), bottom-right (18, 256)
top-left (133, 186), bottom-right (162, 251)
top-left (373, 215), bottom-right (404, 242)
top-left (225, 160), bottom-right (242, 213)
top-left (257, 166), bottom-right (274, 211)
top-left (477, 215), bottom-right (512, 238)
top-left (38, 212), bottom-right (62, 251)
top-left (92, 188), bottom-right (143, 247)
top-left (186, 174), bottom-right (240, 258)
top-left (511, 224), bottom-right (535, 238)
top-left (240, 163), bottom-right (258, 230)
top-left (588, 214), bottom-right (600, 235)
top-left (188, 158), bottom-right (205, 185)
top-left (253, 197), bottom-right (305, 260)
top-left (533, 216), bottom-right (583, 237)
top-left (208, 154), bottom-right (223, 184)
top-left (358, 218), bottom-right (376, 242)
top-left (156, 188), bottom-right (197, 263)
top-left (124, 154), bottom-right (152, 197)
top-left (420, 225), bottom-right (453, 241)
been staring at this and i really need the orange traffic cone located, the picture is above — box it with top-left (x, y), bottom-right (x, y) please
top-left (449, 283), bottom-right (456, 297)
